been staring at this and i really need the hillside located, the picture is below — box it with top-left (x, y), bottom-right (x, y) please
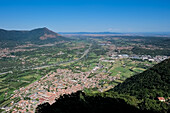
top-left (114, 58), bottom-right (170, 99)
top-left (36, 90), bottom-right (169, 113)
top-left (0, 27), bottom-right (69, 42)
top-left (36, 91), bottom-right (148, 113)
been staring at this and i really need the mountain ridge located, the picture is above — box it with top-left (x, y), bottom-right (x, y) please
top-left (0, 27), bottom-right (67, 41)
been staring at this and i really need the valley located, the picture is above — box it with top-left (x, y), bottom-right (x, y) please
top-left (1, 0), bottom-right (170, 112)
top-left (0, 28), bottom-right (170, 113)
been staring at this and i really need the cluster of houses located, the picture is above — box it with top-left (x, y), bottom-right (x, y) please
top-left (98, 41), bottom-right (112, 46)
top-left (0, 48), bottom-right (36, 58)
top-left (0, 41), bottom-right (67, 59)
top-left (157, 97), bottom-right (170, 105)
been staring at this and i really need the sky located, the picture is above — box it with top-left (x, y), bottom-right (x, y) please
top-left (0, 0), bottom-right (170, 32)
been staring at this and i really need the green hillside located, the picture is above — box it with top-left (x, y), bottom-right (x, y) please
top-left (114, 58), bottom-right (170, 99)
top-left (36, 90), bottom-right (169, 113)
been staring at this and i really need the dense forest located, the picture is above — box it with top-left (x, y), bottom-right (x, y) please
top-left (36, 59), bottom-right (170, 113)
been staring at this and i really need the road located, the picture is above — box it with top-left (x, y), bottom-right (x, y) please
top-left (0, 71), bottom-right (13, 76)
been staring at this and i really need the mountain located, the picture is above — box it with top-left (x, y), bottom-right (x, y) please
top-left (36, 59), bottom-right (170, 113)
top-left (0, 27), bottom-right (69, 42)
top-left (114, 58), bottom-right (170, 99)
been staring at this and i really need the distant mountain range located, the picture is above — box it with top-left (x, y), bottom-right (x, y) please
top-left (0, 27), bottom-right (69, 42)
top-left (59, 32), bottom-right (170, 37)
top-left (59, 32), bottom-right (122, 34)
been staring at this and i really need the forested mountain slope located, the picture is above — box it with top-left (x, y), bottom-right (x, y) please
top-left (114, 58), bottom-right (170, 99)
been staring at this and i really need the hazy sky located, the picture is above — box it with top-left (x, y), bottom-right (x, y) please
top-left (0, 0), bottom-right (170, 32)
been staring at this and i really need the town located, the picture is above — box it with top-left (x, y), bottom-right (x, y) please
top-left (4, 68), bottom-right (117, 112)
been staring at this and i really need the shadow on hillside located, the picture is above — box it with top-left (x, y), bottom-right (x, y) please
top-left (36, 91), bottom-right (156, 113)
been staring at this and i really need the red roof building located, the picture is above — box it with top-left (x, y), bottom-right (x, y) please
top-left (158, 97), bottom-right (165, 102)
